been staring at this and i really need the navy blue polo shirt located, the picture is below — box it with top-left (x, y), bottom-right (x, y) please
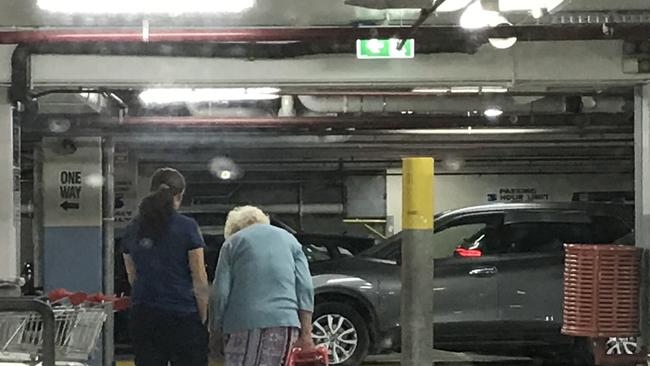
top-left (122, 212), bottom-right (205, 314)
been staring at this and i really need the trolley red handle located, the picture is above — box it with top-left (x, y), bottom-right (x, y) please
top-left (87, 293), bottom-right (131, 311)
top-left (47, 288), bottom-right (130, 310)
top-left (47, 288), bottom-right (88, 305)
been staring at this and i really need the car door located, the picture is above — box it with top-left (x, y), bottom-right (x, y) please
top-left (494, 211), bottom-right (593, 342)
top-left (432, 213), bottom-right (504, 344)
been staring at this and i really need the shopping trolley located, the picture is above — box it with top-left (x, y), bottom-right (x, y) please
top-left (0, 289), bottom-right (128, 366)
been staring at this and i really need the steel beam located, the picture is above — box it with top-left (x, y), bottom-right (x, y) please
top-left (635, 84), bottom-right (650, 353)
top-left (0, 89), bottom-right (18, 284)
top-left (29, 41), bottom-right (647, 89)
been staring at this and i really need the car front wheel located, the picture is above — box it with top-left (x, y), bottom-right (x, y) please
top-left (606, 337), bottom-right (638, 356)
top-left (312, 302), bottom-right (369, 366)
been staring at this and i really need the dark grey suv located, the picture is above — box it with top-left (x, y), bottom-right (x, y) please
top-left (309, 202), bottom-right (634, 366)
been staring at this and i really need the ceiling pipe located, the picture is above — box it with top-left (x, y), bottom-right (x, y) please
top-left (186, 105), bottom-right (274, 118)
top-left (83, 113), bottom-right (633, 130)
top-left (298, 95), bottom-right (629, 115)
top-left (1, 24), bottom-right (650, 44)
top-left (0, 27), bottom-right (403, 44)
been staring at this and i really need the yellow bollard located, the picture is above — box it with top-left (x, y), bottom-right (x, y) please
top-left (401, 157), bottom-right (434, 366)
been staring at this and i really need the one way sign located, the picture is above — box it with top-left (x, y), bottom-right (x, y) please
top-left (60, 201), bottom-right (80, 211)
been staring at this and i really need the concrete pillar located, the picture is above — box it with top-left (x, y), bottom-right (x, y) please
top-left (635, 84), bottom-right (650, 351)
top-left (0, 89), bottom-right (19, 292)
top-left (42, 137), bottom-right (105, 366)
top-left (401, 157), bottom-right (434, 366)
top-left (42, 137), bottom-right (104, 293)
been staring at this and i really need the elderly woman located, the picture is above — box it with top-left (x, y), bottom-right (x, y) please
top-left (210, 206), bottom-right (315, 366)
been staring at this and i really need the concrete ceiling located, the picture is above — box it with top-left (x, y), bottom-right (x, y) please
top-left (0, 0), bottom-right (649, 28)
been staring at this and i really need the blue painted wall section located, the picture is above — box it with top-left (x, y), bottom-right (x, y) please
top-left (43, 226), bottom-right (103, 293)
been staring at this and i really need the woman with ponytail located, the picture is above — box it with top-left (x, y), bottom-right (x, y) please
top-left (122, 168), bottom-right (209, 366)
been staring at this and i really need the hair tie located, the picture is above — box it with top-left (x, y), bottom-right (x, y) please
top-left (159, 183), bottom-right (171, 190)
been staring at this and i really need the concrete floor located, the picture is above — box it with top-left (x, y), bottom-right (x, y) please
top-left (115, 350), bottom-right (534, 366)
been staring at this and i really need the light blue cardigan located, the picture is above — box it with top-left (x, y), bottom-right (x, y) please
top-left (209, 224), bottom-right (314, 334)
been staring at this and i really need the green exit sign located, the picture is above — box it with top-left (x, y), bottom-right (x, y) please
top-left (356, 39), bottom-right (415, 59)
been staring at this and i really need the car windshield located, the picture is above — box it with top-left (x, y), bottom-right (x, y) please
top-left (302, 243), bottom-right (334, 262)
top-left (361, 233), bottom-right (401, 258)
top-left (361, 213), bottom-right (448, 258)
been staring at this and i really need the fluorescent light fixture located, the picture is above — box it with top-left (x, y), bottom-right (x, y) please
top-left (484, 108), bottom-right (504, 117)
top-left (387, 128), bottom-right (551, 135)
top-left (451, 86), bottom-right (481, 93)
top-left (38, 0), bottom-right (254, 13)
top-left (481, 86), bottom-right (509, 93)
top-left (412, 87), bottom-right (450, 94)
top-left (498, 0), bottom-right (564, 12)
top-left (139, 88), bottom-right (280, 105)
top-left (415, 86), bottom-right (507, 93)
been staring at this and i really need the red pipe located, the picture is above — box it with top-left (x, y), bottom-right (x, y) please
top-left (1, 24), bottom-right (649, 44)
top-left (0, 27), bottom-right (407, 44)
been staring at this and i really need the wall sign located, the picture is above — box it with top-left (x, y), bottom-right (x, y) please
top-left (488, 188), bottom-right (550, 203)
top-left (43, 138), bottom-right (102, 227)
top-left (59, 170), bottom-right (82, 211)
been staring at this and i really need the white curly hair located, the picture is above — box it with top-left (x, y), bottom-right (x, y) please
top-left (224, 205), bottom-right (270, 239)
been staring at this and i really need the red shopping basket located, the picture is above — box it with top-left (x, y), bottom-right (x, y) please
top-left (286, 345), bottom-right (328, 366)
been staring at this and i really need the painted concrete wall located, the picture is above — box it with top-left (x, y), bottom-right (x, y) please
top-left (387, 172), bottom-right (633, 234)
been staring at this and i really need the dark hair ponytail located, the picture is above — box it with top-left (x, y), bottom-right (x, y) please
top-left (138, 168), bottom-right (186, 240)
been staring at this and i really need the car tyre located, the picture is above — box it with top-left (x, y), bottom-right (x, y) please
top-left (573, 337), bottom-right (596, 366)
top-left (572, 337), bottom-right (639, 366)
top-left (313, 302), bottom-right (370, 366)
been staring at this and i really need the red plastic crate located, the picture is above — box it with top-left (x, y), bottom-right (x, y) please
top-left (562, 244), bottom-right (641, 338)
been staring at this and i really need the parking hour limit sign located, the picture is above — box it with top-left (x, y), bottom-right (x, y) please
top-left (356, 39), bottom-right (415, 59)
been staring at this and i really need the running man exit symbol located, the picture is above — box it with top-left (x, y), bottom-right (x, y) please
top-left (357, 39), bottom-right (415, 59)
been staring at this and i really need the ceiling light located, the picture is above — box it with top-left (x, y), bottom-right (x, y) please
top-left (486, 16), bottom-right (517, 49)
top-left (484, 108), bottom-right (504, 117)
top-left (84, 174), bottom-right (105, 188)
top-left (139, 88), bottom-right (280, 105)
top-left (48, 118), bottom-right (72, 133)
top-left (451, 86), bottom-right (481, 93)
top-left (412, 87), bottom-right (450, 94)
top-left (444, 158), bottom-right (465, 171)
top-left (489, 36), bottom-right (517, 49)
top-left (481, 86), bottom-right (509, 93)
top-left (209, 157), bottom-right (243, 181)
top-left (219, 170), bottom-right (233, 180)
top-left (460, 1), bottom-right (503, 29)
top-left (38, 0), bottom-right (255, 13)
